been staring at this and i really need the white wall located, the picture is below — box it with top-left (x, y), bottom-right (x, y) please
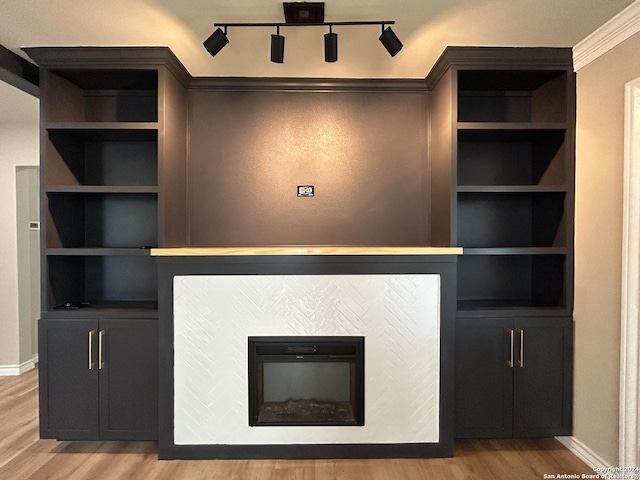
top-left (574, 31), bottom-right (640, 466)
top-left (0, 83), bottom-right (39, 372)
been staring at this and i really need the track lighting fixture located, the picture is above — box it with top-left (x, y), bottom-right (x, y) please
top-left (379, 25), bottom-right (403, 57)
top-left (271, 26), bottom-right (285, 63)
top-left (203, 2), bottom-right (402, 63)
top-left (203, 27), bottom-right (229, 58)
top-left (324, 25), bottom-right (337, 63)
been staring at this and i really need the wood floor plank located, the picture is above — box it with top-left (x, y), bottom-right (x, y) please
top-left (0, 369), bottom-right (596, 479)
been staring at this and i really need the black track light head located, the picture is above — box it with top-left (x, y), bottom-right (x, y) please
top-left (379, 26), bottom-right (403, 57)
top-left (324, 29), bottom-right (338, 62)
top-left (271, 32), bottom-right (285, 63)
top-left (203, 28), bottom-right (229, 57)
top-left (205, 15), bottom-right (403, 62)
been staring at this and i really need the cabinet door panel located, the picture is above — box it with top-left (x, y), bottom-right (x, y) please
top-left (39, 319), bottom-right (100, 440)
top-left (99, 319), bottom-right (158, 440)
top-left (513, 317), bottom-right (573, 437)
top-left (455, 318), bottom-right (513, 438)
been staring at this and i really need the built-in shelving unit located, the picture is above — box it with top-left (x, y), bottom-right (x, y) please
top-left (427, 47), bottom-right (575, 439)
top-left (452, 63), bottom-right (574, 315)
top-left (40, 69), bottom-right (161, 314)
top-left (26, 47), bottom-right (189, 441)
top-left (26, 45), bottom-right (575, 445)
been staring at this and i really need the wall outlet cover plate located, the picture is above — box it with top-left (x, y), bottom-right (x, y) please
top-left (297, 185), bottom-right (314, 197)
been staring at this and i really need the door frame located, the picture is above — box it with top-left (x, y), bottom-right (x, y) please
top-left (620, 76), bottom-right (640, 467)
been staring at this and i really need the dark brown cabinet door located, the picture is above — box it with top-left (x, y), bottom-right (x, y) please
top-left (38, 319), bottom-right (100, 440)
top-left (455, 317), bottom-right (573, 438)
top-left (99, 319), bottom-right (158, 440)
top-left (513, 317), bottom-right (573, 437)
top-left (39, 318), bottom-right (158, 441)
top-left (455, 317), bottom-right (513, 438)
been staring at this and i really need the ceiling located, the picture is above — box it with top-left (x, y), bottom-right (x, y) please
top-left (0, 0), bottom-right (635, 79)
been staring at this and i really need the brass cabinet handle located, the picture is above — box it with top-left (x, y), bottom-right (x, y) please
top-left (99, 330), bottom-right (105, 370)
top-left (518, 329), bottom-right (524, 368)
top-left (88, 330), bottom-right (96, 370)
top-left (507, 328), bottom-right (514, 368)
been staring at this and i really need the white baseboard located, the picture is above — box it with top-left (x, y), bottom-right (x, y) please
top-left (557, 436), bottom-right (612, 469)
top-left (0, 354), bottom-right (38, 376)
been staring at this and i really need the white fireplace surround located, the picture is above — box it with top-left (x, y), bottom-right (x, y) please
top-left (173, 274), bottom-right (441, 445)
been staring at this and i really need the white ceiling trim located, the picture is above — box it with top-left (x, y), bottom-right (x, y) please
top-left (573, 0), bottom-right (640, 71)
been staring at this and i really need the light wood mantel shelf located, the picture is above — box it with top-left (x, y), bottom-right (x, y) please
top-left (150, 246), bottom-right (463, 256)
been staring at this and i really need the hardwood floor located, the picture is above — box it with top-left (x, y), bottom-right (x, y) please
top-left (0, 369), bottom-right (595, 479)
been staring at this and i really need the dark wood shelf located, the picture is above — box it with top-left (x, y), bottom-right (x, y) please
top-left (457, 185), bottom-right (566, 193)
top-left (45, 186), bottom-right (158, 194)
top-left (44, 302), bottom-right (158, 319)
top-left (46, 122), bottom-right (158, 140)
top-left (461, 247), bottom-right (567, 255)
top-left (457, 122), bottom-right (567, 132)
top-left (456, 299), bottom-right (569, 313)
top-left (47, 121), bottom-right (158, 129)
top-left (46, 248), bottom-right (153, 256)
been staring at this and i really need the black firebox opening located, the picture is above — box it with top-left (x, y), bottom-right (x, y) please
top-left (248, 336), bottom-right (365, 426)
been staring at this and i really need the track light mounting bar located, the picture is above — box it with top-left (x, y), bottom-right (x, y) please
top-left (203, 7), bottom-right (403, 62)
top-left (213, 21), bottom-right (395, 28)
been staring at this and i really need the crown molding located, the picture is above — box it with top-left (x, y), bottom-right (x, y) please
top-left (426, 46), bottom-right (572, 89)
top-left (23, 46), bottom-right (191, 88)
top-left (189, 76), bottom-right (427, 93)
top-left (573, 0), bottom-right (640, 71)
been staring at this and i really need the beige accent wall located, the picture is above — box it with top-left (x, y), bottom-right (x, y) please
top-left (0, 121), bottom-right (39, 368)
top-left (574, 32), bottom-right (640, 465)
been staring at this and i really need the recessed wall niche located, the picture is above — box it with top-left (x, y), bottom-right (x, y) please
top-left (187, 85), bottom-right (429, 246)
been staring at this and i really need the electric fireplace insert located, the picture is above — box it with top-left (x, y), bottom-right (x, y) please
top-left (248, 336), bottom-right (365, 426)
